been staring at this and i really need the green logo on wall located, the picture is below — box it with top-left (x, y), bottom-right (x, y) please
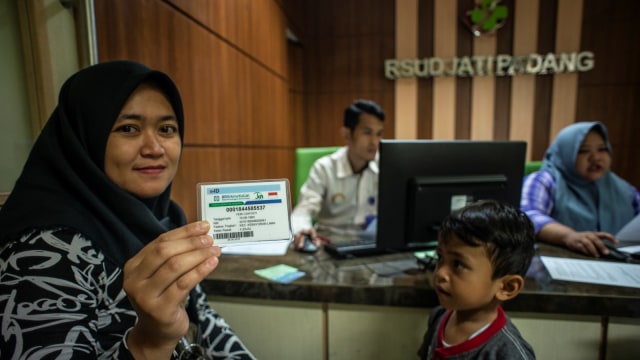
top-left (463, 0), bottom-right (508, 36)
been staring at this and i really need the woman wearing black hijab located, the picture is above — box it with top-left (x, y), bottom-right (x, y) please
top-left (0, 61), bottom-right (255, 359)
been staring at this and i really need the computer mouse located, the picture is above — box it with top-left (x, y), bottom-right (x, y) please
top-left (299, 233), bottom-right (318, 254)
top-left (601, 240), bottom-right (631, 262)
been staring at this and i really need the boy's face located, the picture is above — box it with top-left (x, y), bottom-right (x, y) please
top-left (433, 234), bottom-right (504, 312)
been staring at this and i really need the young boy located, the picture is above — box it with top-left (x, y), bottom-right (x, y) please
top-left (418, 200), bottom-right (536, 359)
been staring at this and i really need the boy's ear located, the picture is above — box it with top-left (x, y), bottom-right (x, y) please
top-left (495, 275), bottom-right (524, 301)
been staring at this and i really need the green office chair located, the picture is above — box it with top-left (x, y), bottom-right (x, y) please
top-left (524, 161), bottom-right (543, 175)
top-left (294, 146), bottom-right (341, 204)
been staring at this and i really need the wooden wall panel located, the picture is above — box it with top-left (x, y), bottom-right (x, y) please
top-left (431, 0), bottom-right (457, 140)
top-left (548, 0), bottom-right (582, 141)
top-left (394, 0), bottom-right (418, 139)
top-left (577, 0), bottom-right (640, 189)
top-left (168, 0), bottom-right (287, 77)
top-left (509, 0), bottom-right (538, 160)
top-left (304, 36), bottom-right (395, 97)
top-left (530, 0), bottom-right (557, 161)
top-left (289, 92), bottom-right (305, 147)
top-left (301, 0), bottom-right (396, 145)
top-left (454, 0), bottom-right (473, 140)
top-left (173, 148), bottom-right (293, 222)
top-left (304, 0), bottom-right (395, 37)
top-left (493, 0), bottom-right (515, 141)
top-left (287, 41), bottom-right (306, 147)
top-left (94, 0), bottom-right (291, 147)
top-left (579, 1), bottom-right (640, 85)
top-left (405, 0), bottom-right (638, 188)
top-left (277, 0), bottom-right (306, 37)
top-left (93, 0), bottom-right (640, 211)
top-left (94, 0), bottom-right (293, 221)
top-left (288, 43), bottom-right (305, 93)
top-left (416, 0), bottom-right (434, 140)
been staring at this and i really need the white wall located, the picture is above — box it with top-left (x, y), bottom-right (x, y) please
top-left (0, 0), bottom-right (79, 193)
top-left (0, 0), bottom-right (33, 192)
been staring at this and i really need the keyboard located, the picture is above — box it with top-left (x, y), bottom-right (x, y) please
top-left (324, 238), bottom-right (386, 258)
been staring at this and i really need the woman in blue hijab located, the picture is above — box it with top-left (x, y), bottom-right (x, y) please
top-left (521, 121), bottom-right (640, 257)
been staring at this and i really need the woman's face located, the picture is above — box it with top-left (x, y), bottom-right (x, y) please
top-left (104, 83), bottom-right (181, 198)
top-left (575, 130), bottom-right (611, 181)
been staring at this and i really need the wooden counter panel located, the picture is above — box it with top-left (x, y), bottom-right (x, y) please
top-left (202, 243), bottom-right (640, 318)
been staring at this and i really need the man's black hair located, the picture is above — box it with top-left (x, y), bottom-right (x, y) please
top-left (438, 199), bottom-right (535, 278)
top-left (343, 99), bottom-right (385, 131)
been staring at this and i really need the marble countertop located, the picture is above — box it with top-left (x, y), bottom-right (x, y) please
top-left (202, 243), bottom-right (640, 318)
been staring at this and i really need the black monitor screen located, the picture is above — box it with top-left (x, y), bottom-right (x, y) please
top-left (376, 140), bottom-right (526, 251)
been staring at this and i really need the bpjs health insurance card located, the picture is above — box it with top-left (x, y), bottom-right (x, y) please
top-left (197, 179), bottom-right (292, 248)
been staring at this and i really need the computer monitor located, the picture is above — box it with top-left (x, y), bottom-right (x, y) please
top-left (376, 140), bottom-right (526, 252)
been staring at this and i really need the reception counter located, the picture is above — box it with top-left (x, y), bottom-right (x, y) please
top-left (203, 243), bottom-right (640, 360)
top-left (203, 243), bottom-right (640, 318)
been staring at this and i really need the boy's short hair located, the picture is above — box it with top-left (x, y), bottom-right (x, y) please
top-left (438, 199), bottom-right (535, 278)
top-left (344, 99), bottom-right (385, 131)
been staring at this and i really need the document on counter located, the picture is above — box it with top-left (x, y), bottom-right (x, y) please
top-left (616, 213), bottom-right (640, 243)
top-left (613, 214), bottom-right (640, 254)
top-left (540, 256), bottom-right (640, 289)
top-left (197, 179), bottom-right (292, 255)
top-left (220, 240), bottom-right (290, 256)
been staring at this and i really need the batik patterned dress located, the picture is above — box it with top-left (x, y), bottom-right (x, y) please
top-left (0, 227), bottom-right (255, 360)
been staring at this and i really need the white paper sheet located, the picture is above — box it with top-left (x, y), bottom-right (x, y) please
top-left (616, 213), bottom-right (640, 242)
top-left (618, 245), bottom-right (640, 254)
top-left (220, 239), bottom-right (291, 256)
top-left (540, 256), bottom-right (640, 289)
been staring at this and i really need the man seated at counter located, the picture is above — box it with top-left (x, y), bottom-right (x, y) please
top-left (290, 99), bottom-right (385, 251)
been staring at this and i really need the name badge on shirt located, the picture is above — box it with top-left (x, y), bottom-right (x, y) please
top-left (331, 193), bottom-right (346, 204)
top-left (197, 179), bottom-right (292, 247)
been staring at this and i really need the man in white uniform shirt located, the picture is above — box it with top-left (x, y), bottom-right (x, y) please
top-left (291, 99), bottom-right (385, 250)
